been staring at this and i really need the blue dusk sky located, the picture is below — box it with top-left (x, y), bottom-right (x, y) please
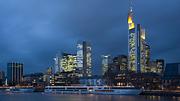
top-left (0, 0), bottom-right (180, 74)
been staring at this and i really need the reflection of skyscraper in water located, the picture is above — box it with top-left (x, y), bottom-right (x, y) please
top-left (77, 41), bottom-right (92, 77)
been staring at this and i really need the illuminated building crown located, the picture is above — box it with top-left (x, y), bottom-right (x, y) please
top-left (128, 0), bottom-right (135, 30)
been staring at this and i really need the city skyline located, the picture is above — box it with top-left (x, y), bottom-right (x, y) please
top-left (0, 0), bottom-right (180, 74)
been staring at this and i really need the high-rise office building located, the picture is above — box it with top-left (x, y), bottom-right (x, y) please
top-left (128, 4), bottom-right (150, 73)
top-left (112, 55), bottom-right (128, 86)
top-left (60, 53), bottom-right (77, 72)
top-left (145, 44), bottom-right (151, 72)
top-left (77, 41), bottom-right (92, 77)
top-left (77, 43), bottom-right (83, 77)
top-left (113, 55), bottom-right (128, 74)
top-left (137, 24), bottom-right (150, 73)
top-left (0, 70), bottom-right (5, 80)
top-left (101, 55), bottom-right (111, 75)
top-left (128, 7), bottom-right (137, 72)
top-left (0, 70), bottom-right (5, 85)
top-left (7, 62), bottom-right (23, 85)
top-left (54, 53), bottom-right (62, 74)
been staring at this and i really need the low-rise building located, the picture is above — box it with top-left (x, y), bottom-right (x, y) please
top-left (162, 63), bottom-right (180, 90)
top-left (80, 75), bottom-right (104, 86)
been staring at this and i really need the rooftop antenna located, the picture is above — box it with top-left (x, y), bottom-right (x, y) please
top-left (129, 0), bottom-right (133, 12)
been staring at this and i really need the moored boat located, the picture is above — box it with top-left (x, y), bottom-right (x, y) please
top-left (44, 86), bottom-right (143, 95)
top-left (93, 86), bottom-right (142, 95)
top-left (9, 86), bottom-right (34, 93)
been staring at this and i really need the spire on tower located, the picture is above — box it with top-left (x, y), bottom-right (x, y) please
top-left (127, 0), bottom-right (135, 29)
top-left (129, 0), bottom-right (133, 12)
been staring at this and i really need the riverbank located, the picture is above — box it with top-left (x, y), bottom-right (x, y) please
top-left (141, 90), bottom-right (180, 97)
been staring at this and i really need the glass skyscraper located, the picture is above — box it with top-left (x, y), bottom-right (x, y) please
top-left (77, 41), bottom-right (92, 77)
top-left (137, 24), bottom-right (148, 73)
top-left (7, 62), bottom-right (23, 85)
top-left (128, 8), bottom-right (136, 72)
top-left (54, 53), bottom-right (62, 74)
top-left (101, 55), bottom-right (110, 75)
top-left (128, 7), bottom-right (149, 73)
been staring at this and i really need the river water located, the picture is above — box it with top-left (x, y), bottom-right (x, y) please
top-left (0, 93), bottom-right (179, 101)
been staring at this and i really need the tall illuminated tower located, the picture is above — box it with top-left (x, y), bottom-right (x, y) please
top-left (128, 0), bottom-right (150, 73)
top-left (101, 55), bottom-right (110, 75)
top-left (137, 24), bottom-right (150, 73)
top-left (77, 43), bottom-right (83, 77)
top-left (137, 24), bottom-right (147, 73)
top-left (128, 14), bottom-right (148, 73)
top-left (128, 5), bottom-right (136, 72)
top-left (54, 53), bottom-right (62, 74)
top-left (77, 41), bottom-right (92, 77)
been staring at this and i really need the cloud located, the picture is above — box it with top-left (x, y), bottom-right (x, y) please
top-left (0, 0), bottom-right (179, 74)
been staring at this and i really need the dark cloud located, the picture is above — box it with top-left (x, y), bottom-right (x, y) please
top-left (0, 0), bottom-right (180, 74)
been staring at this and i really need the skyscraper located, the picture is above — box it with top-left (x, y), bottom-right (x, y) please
top-left (0, 70), bottom-right (5, 80)
top-left (60, 53), bottom-right (77, 72)
top-left (7, 62), bottom-right (23, 85)
top-left (77, 41), bottom-right (92, 77)
top-left (145, 44), bottom-right (151, 72)
top-left (128, 7), bottom-right (136, 72)
top-left (137, 24), bottom-right (149, 73)
top-left (0, 70), bottom-right (5, 85)
top-left (54, 53), bottom-right (62, 74)
top-left (128, 2), bottom-right (150, 73)
top-left (101, 55), bottom-right (110, 75)
top-left (77, 43), bottom-right (83, 77)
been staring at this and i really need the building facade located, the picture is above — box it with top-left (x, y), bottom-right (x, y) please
top-left (145, 44), bottom-right (151, 72)
top-left (60, 53), bottom-right (77, 72)
top-left (101, 55), bottom-right (111, 76)
top-left (0, 70), bottom-right (5, 80)
top-left (79, 76), bottom-right (104, 86)
top-left (23, 73), bottom-right (44, 86)
top-left (7, 62), bottom-right (23, 85)
top-left (162, 63), bottom-right (180, 90)
top-left (128, 8), bottom-right (149, 73)
top-left (77, 41), bottom-right (92, 77)
top-left (156, 59), bottom-right (165, 74)
top-left (164, 63), bottom-right (180, 75)
top-left (137, 24), bottom-right (150, 73)
top-left (112, 55), bottom-right (128, 86)
top-left (128, 8), bottom-right (136, 72)
top-left (149, 59), bottom-right (165, 74)
top-left (0, 70), bottom-right (5, 85)
top-left (54, 53), bottom-right (62, 74)
top-left (113, 55), bottom-right (128, 74)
